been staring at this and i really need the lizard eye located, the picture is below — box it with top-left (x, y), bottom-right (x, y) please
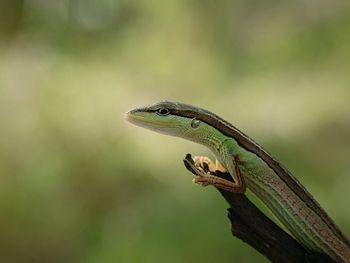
top-left (156, 108), bottom-right (170, 116)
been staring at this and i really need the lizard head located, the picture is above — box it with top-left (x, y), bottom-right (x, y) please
top-left (125, 101), bottom-right (196, 138)
top-left (125, 101), bottom-right (232, 149)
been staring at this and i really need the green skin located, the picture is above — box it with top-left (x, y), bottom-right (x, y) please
top-left (126, 101), bottom-right (350, 263)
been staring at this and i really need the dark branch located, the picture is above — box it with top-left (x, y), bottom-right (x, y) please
top-left (183, 153), bottom-right (335, 263)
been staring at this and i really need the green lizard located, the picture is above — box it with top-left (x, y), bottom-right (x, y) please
top-left (125, 101), bottom-right (350, 262)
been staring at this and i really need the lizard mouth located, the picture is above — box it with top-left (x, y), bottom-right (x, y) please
top-left (125, 110), bottom-right (158, 130)
top-left (124, 110), bottom-right (134, 122)
top-left (124, 109), bottom-right (147, 126)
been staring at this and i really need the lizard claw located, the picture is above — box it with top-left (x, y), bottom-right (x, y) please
top-left (193, 156), bottom-right (227, 174)
top-left (193, 156), bottom-right (216, 174)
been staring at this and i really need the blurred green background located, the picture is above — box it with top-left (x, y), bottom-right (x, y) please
top-left (1, 0), bottom-right (350, 262)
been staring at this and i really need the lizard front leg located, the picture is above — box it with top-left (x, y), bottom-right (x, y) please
top-left (192, 155), bottom-right (246, 194)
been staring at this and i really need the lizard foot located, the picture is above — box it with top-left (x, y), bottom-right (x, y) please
top-left (193, 156), bottom-right (227, 174)
top-left (185, 154), bottom-right (245, 193)
top-left (192, 174), bottom-right (242, 192)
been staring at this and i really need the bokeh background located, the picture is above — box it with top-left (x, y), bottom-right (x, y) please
top-left (1, 0), bottom-right (350, 262)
